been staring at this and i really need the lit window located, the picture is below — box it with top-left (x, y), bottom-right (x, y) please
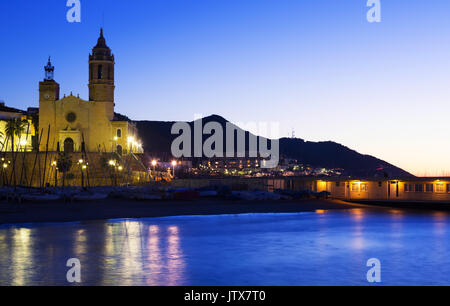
top-left (360, 183), bottom-right (368, 192)
top-left (351, 183), bottom-right (360, 192)
top-left (436, 184), bottom-right (445, 193)
top-left (425, 184), bottom-right (434, 193)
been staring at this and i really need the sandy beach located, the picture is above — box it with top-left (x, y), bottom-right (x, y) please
top-left (0, 198), bottom-right (367, 225)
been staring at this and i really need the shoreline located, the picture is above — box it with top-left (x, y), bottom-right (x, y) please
top-left (0, 198), bottom-right (368, 226)
top-left (344, 199), bottom-right (450, 211)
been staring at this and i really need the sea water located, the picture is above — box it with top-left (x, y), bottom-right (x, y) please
top-left (0, 209), bottom-right (449, 286)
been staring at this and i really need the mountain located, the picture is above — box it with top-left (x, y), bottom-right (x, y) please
top-left (135, 115), bottom-right (413, 178)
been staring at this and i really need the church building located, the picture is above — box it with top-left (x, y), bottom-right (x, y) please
top-left (39, 29), bottom-right (142, 155)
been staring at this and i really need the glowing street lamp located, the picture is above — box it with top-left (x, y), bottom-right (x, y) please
top-left (171, 160), bottom-right (177, 178)
top-left (108, 159), bottom-right (118, 186)
top-left (77, 159), bottom-right (87, 187)
top-left (52, 160), bottom-right (58, 187)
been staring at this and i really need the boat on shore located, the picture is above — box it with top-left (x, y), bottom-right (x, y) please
top-left (21, 193), bottom-right (62, 202)
top-left (133, 193), bottom-right (163, 201)
top-left (72, 192), bottom-right (109, 201)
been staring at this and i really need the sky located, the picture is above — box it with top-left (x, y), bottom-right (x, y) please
top-left (1, 0), bottom-right (450, 176)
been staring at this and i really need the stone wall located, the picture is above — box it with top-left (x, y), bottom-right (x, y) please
top-left (0, 152), bottom-right (149, 188)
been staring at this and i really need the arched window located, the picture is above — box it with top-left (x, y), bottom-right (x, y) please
top-left (117, 129), bottom-right (122, 138)
top-left (116, 145), bottom-right (123, 156)
top-left (98, 65), bottom-right (103, 79)
top-left (64, 138), bottom-right (74, 153)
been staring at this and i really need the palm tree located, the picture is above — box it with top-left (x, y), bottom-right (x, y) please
top-left (5, 118), bottom-right (27, 152)
top-left (0, 130), bottom-right (5, 150)
top-left (5, 118), bottom-right (27, 186)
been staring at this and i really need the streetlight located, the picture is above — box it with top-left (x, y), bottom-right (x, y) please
top-left (171, 160), bottom-right (177, 178)
top-left (1, 162), bottom-right (7, 187)
top-left (78, 159), bottom-right (86, 188)
top-left (109, 159), bottom-right (118, 186)
top-left (52, 160), bottom-right (58, 187)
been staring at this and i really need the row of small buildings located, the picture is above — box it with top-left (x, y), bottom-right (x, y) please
top-left (171, 176), bottom-right (450, 202)
top-left (306, 178), bottom-right (450, 202)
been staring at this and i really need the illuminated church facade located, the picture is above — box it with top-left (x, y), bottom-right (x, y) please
top-left (39, 29), bottom-right (142, 155)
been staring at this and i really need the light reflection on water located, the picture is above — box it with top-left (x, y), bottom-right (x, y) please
top-left (1, 209), bottom-right (450, 286)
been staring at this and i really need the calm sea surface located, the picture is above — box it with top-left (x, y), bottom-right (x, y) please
top-left (1, 208), bottom-right (450, 285)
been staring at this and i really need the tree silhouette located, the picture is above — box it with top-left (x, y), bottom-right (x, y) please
top-left (5, 118), bottom-right (27, 186)
top-left (57, 153), bottom-right (72, 188)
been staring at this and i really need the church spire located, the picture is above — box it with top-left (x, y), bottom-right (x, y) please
top-left (44, 56), bottom-right (55, 81)
top-left (94, 27), bottom-right (108, 49)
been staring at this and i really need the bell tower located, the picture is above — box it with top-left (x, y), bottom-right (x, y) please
top-left (39, 57), bottom-right (60, 102)
top-left (39, 57), bottom-right (60, 152)
top-left (89, 28), bottom-right (115, 104)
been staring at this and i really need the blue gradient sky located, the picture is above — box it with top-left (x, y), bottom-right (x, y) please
top-left (1, 0), bottom-right (450, 176)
